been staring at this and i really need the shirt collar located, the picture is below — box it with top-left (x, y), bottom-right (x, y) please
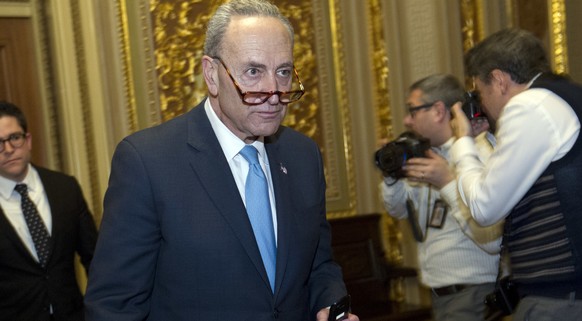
top-left (432, 137), bottom-right (455, 157)
top-left (526, 72), bottom-right (544, 88)
top-left (0, 164), bottom-right (39, 199)
top-left (204, 99), bottom-right (267, 162)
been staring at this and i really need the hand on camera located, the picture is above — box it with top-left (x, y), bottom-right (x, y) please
top-left (450, 102), bottom-right (473, 138)
top-left (404, 150), bottom-right (454, 189)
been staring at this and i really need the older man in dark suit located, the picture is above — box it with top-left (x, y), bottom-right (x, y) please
top-left (0, 101), bottom-right (98, 321)
top-left (84, 1), bottom-right (358, 321)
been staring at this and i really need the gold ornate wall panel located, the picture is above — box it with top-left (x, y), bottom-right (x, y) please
top-left (460, 0), bottom-right (484, 54)
top-left (142, 0), bottom-right (356, 216)
top-left (460, 0), bottom-right (569, 75)
top-left (68, 0), bottom-right (102, 217)
top-left (548, 0), bottom-right (568, 74)
top-left (311, 0), bottom-right (355, 217)
top-left (116, 0), bottom-right (139, 133)
top-left (366, 0), bottom-right (402, 267)
top-left (510, 0), bottom-right (568, 74)
top-left (369, 0), bottom-right (393, 142)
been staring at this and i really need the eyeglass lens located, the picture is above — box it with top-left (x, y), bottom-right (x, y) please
top-left (0, 133), bottom-right (26, 152)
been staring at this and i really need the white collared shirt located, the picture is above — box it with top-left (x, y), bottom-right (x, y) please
top-left (382, 137), bottom-right (502, 287)
top-left (451, 81), bottom-right (581, 226)
top-left (204, 100), bottom-right (278, 241)
top-left (0, 165), bottom-right (52, 261)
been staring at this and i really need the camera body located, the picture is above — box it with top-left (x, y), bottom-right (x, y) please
top-left (375, 131), bottom-right (430, 179)
top-left (462, 91), bottom-right (485, 120)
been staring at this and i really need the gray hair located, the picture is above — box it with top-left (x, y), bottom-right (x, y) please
top-left (203, 0), bottom-right (294, 58)
top-left (465, 28), bottom-right (550, 84)
top-left (409, 74), bottom-right (465, 109)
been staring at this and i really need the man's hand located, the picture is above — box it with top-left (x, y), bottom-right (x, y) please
top-left (404, 150), bottom-right (454, 189)
top-left (470, 117), bottom-right (490, 137)
top-left (450, 102), bottom-right (472, 138)
top-left (316, 308), bottom-right (360, 321)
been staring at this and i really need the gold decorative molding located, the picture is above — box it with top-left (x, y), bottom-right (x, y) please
top-left (117, 0), bottom-right (139, 133)
top-left (548, 0), bottom-right (568, 75)
top-left (33, 0), bottom-right (62, 169)
top-left (460, 0), bottom-right (484, 52)
top-left (324, 0), bottom-right (356, 217)
top-left (367, 0), bottom-right (405, 302)
top-left (69, 0), bottom-right (102, 216)
top-left (459, 0), bottom-right (485, 88)
top-left (470, 0), bottom-right (569, 76)
top-left (149, 0), bottom-right (219, 121)
top-left (367, 0), bottom-right (401, 263)
top-left (369, 0), bottom-right (393, 142)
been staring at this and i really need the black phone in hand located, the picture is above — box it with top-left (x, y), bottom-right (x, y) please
top-left (328, 295), bottom-right (351, 321)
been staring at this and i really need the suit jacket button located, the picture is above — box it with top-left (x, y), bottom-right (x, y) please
top-left (273, 309), bottom-right (279, 319)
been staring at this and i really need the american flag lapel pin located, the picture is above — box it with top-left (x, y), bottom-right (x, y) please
top-left (280, 163), bottom-right (287, 174)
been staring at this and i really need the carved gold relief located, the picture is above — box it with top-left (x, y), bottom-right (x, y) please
top-left (367, 0), bottom-right (401, 262)
top-left (149, 0), bottom-right (221, 121)
top-left (460, 0), bottom-right (484, 52)
top-left (324, 0), bottom-right (356, 217)
top-left (463, 0), bottom-right (569, 76)
top-left (70, 0), bottom-right (102, 216)
top-left (459, 0), bottom-right (484, 88)
top-left (117, 0), bottom-right (139, 132)
top-left (549, 0), bottom-right (568, 75)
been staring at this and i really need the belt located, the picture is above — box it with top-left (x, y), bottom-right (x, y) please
top-left (431, 284), bottom-right (470, 297)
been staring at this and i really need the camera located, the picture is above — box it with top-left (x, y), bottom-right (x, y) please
top-left (484, 277), bottom-right (519, 316)
top-left (374, 131), bottom-right (430, 179)
top-left (462, 91), bottom-right (485, 120)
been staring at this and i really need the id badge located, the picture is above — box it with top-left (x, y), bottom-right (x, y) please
top-left (429, 199), bottom-right (447, 228)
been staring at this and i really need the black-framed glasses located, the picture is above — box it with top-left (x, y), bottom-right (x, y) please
top-left (213, 57), bottom-right (305, 105)
top-left (0, 132), bottom-right (27, 152)
top-left (407, 102), bottom-right (436, 117)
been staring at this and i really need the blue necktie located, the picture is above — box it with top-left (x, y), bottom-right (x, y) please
top-left (15, 184), bottom-right (51, 268)
top-left (239, 145), bottom-right (276, 292)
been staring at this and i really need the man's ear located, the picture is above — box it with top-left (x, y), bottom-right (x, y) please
top-left (490, 69), bottom-right (509, 95)
top-left (202, 56), bottom-right (219, 96)
top-left (433, 101), bottom-right (448, 120)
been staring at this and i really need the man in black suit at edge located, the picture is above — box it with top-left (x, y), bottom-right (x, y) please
top-left (0, 101), bottom-right (98, 320)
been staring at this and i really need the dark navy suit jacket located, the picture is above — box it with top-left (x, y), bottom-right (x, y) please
top-left (85, 101), bottom-right (347, 321)
top-left (0, 166), bottom-right (98, 321)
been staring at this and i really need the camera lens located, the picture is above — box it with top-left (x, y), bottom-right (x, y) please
top-left (375, 144), bottom-right (405, 175)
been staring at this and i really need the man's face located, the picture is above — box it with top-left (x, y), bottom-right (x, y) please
top-left (403, 89), bottom-right (438, 143)
top-left (474, 76), bottom-right (505, 121)
top-left (208, 16), bottom-right (295, 143)
top-left (0, 116), bottom-right (31, 182)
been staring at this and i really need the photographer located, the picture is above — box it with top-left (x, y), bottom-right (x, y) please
top-left (450, 28), bottom-right (582, 321)
top-left (380, 74), bottom-right (503, 321)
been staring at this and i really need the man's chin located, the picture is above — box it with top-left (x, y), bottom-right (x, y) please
top-left (1, 165), bottom-right (27, 181)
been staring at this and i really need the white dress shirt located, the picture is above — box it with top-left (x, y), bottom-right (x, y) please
top-left (204, 100), bottom-right (278, 241)
top-left (451, 85), bottom-right (581, 226)
top-left (382, 137), bottom-right (502, 288)
top-left (0, 165), bottom-right (52, 262)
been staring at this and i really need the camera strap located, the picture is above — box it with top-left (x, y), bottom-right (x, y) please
top-left (406, 185), bottom-right (450, 242)
top-left (406, 199), bottom-right (426, 242)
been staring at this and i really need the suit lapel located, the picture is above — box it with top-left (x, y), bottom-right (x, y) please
top-left (185, 105), bottom-right (272, 290)
top-left (265, 137), bottom-right (293, 296)
top-left (0, 207), bottom-right (38, 264)
top-left (0, 168), bottom-right (56, 268)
